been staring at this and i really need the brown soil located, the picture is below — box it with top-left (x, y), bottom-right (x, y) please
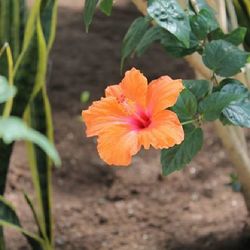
top-left (5, 2), bottom-right (250, 250)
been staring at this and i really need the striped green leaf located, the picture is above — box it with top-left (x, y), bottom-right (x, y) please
top-left (26, 0), bottom-right (59, 245)
top-left (0, 195), bottom-right (44, 249)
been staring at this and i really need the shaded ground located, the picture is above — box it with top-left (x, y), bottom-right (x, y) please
top-left (5, 2), bottom-right (250, 250)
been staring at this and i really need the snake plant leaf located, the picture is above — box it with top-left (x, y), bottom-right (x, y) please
top-left (25, 0), bottom-right (59, 244)
top-left (27, 87), bottom-right (56, 243)
top-left (23, 192), bottom-right (44, 238)
top-left (0, 195), bottom-right (44, 249)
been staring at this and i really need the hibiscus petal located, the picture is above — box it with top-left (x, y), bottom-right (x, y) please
top-left (147, 76), bottom-right (184, 114)
top-left (120, 68), bottom-right (148, 107)
top-left (139, 110), bottom-right (184, 149)
top-left (105, 84), bottom-right (123, 99)
top-left (82, 97), bottom-right (128, 137)
top-left (97, 125), bottom-right (140, 166)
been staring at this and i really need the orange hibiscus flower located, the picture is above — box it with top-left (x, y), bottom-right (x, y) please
top-left (82, 68), bottom-right (184, 166)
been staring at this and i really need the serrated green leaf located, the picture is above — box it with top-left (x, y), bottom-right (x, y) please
top-left (83, 0), bottom-right (98, 32)
top-left (27, 86), bottom-right (57, 243)
top-left (199, 91), bottom-right (244, 121)
top-left (220, 79), bottom-right (248, 95)
top-left (121, 16), bottom-right (150, 69)
top-left (160, 30), bottom-right (199, 57)
top-left (161, 128), bottom-right (203, 176)
top-left (202, 40), bottom-right (249, 77)
top-left (183, 79), bottom-right (210, 100)
top-left (225, 27), bottom-right (247, 46)
top-left (221, 81), bottom-right (250, 127)
top-left (147, 0), bottom-right (191, 47)
top-left (190, 8), bottom-right (218, 40)
top-left (0, 117), bottom-right (60, 166)
top-left (172, 89), bottom-right (197, 121)
top-left (222, 102), bottom-right (250, 127)
top-left (0, 76), bottom-right (16, 104)
top-left (218, 78), bottom-right (243, 88)
top-left (208, 27), bottom-right (247, 46)
top-left (99, 0), bottom-right (113, 16)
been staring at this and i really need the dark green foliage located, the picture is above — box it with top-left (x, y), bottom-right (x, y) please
top-left (172, 89), bottom-right (197, 121)
top-left (199, 89), bottom-right (244, 121)
top-left (220, 80), bottom-right (250, 127)
top-left (0, 197), bottom-right (43, 249)
top-left (161, 127), bottom-right (203, 176)
top-left (183, 80), bottom-right (210, 100)
top-left (202, 40), bottom-right (249, 77)
top-left (83, 0), bottom-right (98, 32)
top-left (190, 8), bottom-right (218, 40)
top-left (160, 30), bottom-right (199, 57)
top-left (121, 16), bottom-right (150, 69)
top-left (208, 27), bottom-right (247, 46)
top-left (135, 26), bottom-right (162, 56)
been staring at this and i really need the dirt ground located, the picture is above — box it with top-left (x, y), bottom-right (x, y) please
top-left (4, 1), bottom-right (250, 250)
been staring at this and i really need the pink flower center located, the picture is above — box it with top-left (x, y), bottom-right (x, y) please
top-left (129, 110), bottom-right (152, 130)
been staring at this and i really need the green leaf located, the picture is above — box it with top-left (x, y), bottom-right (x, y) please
top-left (220, 79), bottom-right (248, 93)
top-left (223, 102), bottom-right (250, 127)
top-left (202, 40), bottom-right (249, 77)
top-left (0, 76), bottom-right (16, 104)
top-left (233, 0), bottom-right (250, 51)
top-left (27, 86), bottom-right (56, 243)
top-left (135, 26), bottom-right (162, 56)
top-left (220, 81), bottom-right (250, 127)
top-left (23, 193), bottom-right (43, 238)
top-left (198, 91), bottom-right (244, 121)
top-left (224, 27), bottom-right (247, 46)
top-left (0, 117), bottom-right (61, 166)
top-left (121, 16), bottom-right (150, 69)
top-left (190, 8), bottom-right (218, 40)
top-left (161, 127), bottom-right (203, 176)
top-left (0, 196), bottom-right (44, 249)
top-left (83, 0), bottom-right (98, 32)
top-left (183, 79), bottom-right (210, 100)
top-left (172, 89), bottom-right (197, 121)
top-left (208, 27), bottom-right (247, 46)
top-left (220, 113), bottom-right (233, 125)
top-left (160, 30), bottom-right (199, 57)
top-left (40, 0), bottom-right (58, 51)
top-left (147, 0), bottom-right (191, 47)
top-left (99, 0), bottom-right (113, 16)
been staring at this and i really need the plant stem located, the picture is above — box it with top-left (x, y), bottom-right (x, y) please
top-left (181, 119), bottom-right (196, 125)
top-left (2, 43), bottom-right (14, 118)
top-left (190, 0), bottom-right (200, 14)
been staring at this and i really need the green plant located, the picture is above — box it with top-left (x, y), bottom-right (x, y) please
top-left (83, 0), bottom-right (250, 210)
top-left (0, 0), bottom-right (60, 249)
